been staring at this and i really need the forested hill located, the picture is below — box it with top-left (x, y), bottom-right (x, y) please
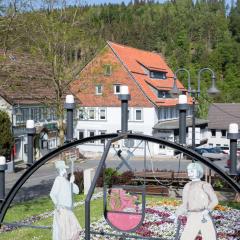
top-left (1, 0), bottom-right (240, 104)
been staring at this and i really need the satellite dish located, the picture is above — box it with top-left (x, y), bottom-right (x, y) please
top-left (124, 139), bottom-right (134, 148)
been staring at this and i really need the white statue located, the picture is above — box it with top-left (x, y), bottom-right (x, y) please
top-left (176, 162), bottom-right (218, 240)
top-left (50, 160), bottom-right (81, 240)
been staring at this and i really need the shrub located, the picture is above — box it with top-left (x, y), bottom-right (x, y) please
top-left (68, 169), bottom-right (84, 194)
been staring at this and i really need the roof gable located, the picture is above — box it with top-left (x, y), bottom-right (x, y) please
top-left (107, 41), bottom-right (191, 107)
top-left (70, 45), bottom-right (152, 107)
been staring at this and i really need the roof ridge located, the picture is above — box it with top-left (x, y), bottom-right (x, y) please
top-left (107, 41), bottom-right (162, 57)
top-left (107, 41), bottom-right (157, 107)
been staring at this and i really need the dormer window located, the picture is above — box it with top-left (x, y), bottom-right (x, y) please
top-left (158, 90), bottom-right (171, 98)
top-left (150, 71), bottom-right (167, 79)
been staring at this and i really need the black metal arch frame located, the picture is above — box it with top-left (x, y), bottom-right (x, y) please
top-left (0, 132), bottom-right (239, 235)
top-left (85, 133), bottom-right (240, 240)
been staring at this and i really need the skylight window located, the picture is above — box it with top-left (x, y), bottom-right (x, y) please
top-left (150, 71), bottom-right (167, 79)
top-left (158, 90), bottom-right (171, 98)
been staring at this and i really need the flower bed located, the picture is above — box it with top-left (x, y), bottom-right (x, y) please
top-left (80, 200), bottom-right (240, 240)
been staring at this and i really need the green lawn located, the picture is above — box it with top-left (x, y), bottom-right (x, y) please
top-left (0, 194), bottom-right (239, 240)
top-left (1, 194), bottom-right (103, 240)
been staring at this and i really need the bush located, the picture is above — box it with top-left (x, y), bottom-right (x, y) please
top-left (68, 169), bottom-right (84, 194)
top-left (96, 168), bottom-right (135, 187)
top-left (0, 110), bottom-right (13, 159)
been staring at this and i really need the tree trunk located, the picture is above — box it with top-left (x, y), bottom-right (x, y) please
top-left (58, 117), bottom-right (65, 146)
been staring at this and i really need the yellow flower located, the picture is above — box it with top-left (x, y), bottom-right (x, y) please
top-left (214, 204), bottom-right (227, 211)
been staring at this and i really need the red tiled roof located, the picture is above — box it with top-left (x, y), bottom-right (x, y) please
top-left (70, 46), bottom-right (152, 108)
top-left (108, 41), bottom-right (191, 107)
top-left (71, 42), bottom-right (192, 108)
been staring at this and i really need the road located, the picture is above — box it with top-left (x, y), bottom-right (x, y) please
top-left (5, 156), bottom-right (227, 202)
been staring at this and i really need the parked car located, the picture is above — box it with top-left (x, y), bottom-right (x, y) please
top-left (194, 147), bottom-right (229, 161)
top-left (220, 146), bottom-right (240, 156)
top-left (194, 148), bottom-right (209, 155)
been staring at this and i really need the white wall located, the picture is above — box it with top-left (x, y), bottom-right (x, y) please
top-left (0, 96), bottom-right (12, 119)
top-left (75, 107), bottom-right (157, 156)
top-left (206, 129), bottom-right (230, 148)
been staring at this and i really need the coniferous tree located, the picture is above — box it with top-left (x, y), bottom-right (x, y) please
top-left (0, 110), bottom-right (13, 159)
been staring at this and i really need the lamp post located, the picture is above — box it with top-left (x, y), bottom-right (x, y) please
top-left (227, 123), bottom-right (240, 175)
top-left (26, 120), bottom-right (36, 166)
top-left (178, 95), bottom-right (188, 145)
top-left (0, 156), bottom-right (7, 201)
top-left (171, 67), bottom-right (220, 149)
top-left (64, 95), bottom-right (76, 142)
top-left (118, 85), bottom-right (131, 133)
top-left (170, 68), bottom-right (191, 97)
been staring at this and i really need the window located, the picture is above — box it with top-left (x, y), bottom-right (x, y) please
top-left (135, 109), bottom-right (143, 121)
top-left (104, 64), bottom-right (112, 76)
top-left (99, 130), bottom-right (106, 144)
top-left (16, 108), bottom-right (29, 124)
top-left (31, 108), bottom-right (40, 122)
top-left (221, 130), bottom-right (227, 138)
top-left (209, 143), bottom-right (213, 148)
top-left (211, 129), bottom-right (216, 137)
top-left (79, 109), bottom-right (85, 120)
top-left (88, 109), bottom-right (95, 120)
top-left (52, 108), bottom-right (57, 120)
top-left (24, 144), bottom-right (28, 153)
top-left (79, 130), bottom-right (84, 140)
top-left (114, 84), bottom-right (121, 94)
top-left (164, 108), bottom-right (167, 119)
top-left (89, 130), bottom-right (95, 143)
top-left (41, 140), bottom-right (48, 149)
top-left (150, 71), bottom-right (167, 79)
top-left (158, 91), bottom-right (171, 98)
top-left (216, 144), bottom-right (221, 147)
top-left (99, 108), bottom-right (106, 120)
top-left (95, 85), bottom-right (103, 95)
top-left (48, 138), bottom-right (57, 149)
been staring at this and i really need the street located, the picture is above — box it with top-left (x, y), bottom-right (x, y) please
top-left (5, 155), bottom-right (228, 203)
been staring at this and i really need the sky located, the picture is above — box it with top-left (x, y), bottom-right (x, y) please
top-left (76, 0), bottom-right (233, 6)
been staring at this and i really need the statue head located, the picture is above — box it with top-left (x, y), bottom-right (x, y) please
top-left (187, 162), bottom-right (204, 181)
top-left (55, 160), bottom-right (69, 177)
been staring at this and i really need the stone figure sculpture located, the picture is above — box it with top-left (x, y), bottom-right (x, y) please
top-left (50, 160), bottom-right (81, 240)
top-left (176, 162), bottom-right (218, 240)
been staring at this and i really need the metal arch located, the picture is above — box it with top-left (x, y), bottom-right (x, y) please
top-left (0, 132), bottom-right (239, 227)
top-left (0, 133), bottom-right (118, 224)
top-left (84, 134), bottom-right (240, 240)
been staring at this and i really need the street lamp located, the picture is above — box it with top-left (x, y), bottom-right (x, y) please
top-left (227, 123), bottom-right (240, 175)
top-left (170, 68), bottom-right (191, 97)
top-left (178, 95), bottom-right (188, 145)
top-left (118, 85), bottom-right (131, 133)
top-left (171, 67), bottom-right (220, 149)
top-left (64, 95), bottom-right (76, 142)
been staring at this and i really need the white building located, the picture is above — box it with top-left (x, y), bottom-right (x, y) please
top-left (0, 51), bottom-right (63, 163)
top-left (71, 42), bottom-right (208, 156)
top-left (206, 103), bottom-right (240, 148)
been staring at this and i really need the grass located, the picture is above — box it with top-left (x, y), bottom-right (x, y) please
top-left (0, 193), bottom-right (239, 239)
top-left (1, 193), bottom-right (103, 240)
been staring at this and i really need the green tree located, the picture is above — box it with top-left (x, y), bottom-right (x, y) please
top-left (0, 110), bottom-right (13, 158)
top-left (20, 0), bottom-right (84, 145)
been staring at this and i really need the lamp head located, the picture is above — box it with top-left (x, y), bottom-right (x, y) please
top-left (170, 76), bottom-right (180, 97)
top-left (207, 75), bottom-right (220, 96)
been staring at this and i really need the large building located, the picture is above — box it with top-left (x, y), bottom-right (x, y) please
top-left (0, 51), bottom-right (67, 162)
top-left (71, 42), bottom-right (208, 156)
